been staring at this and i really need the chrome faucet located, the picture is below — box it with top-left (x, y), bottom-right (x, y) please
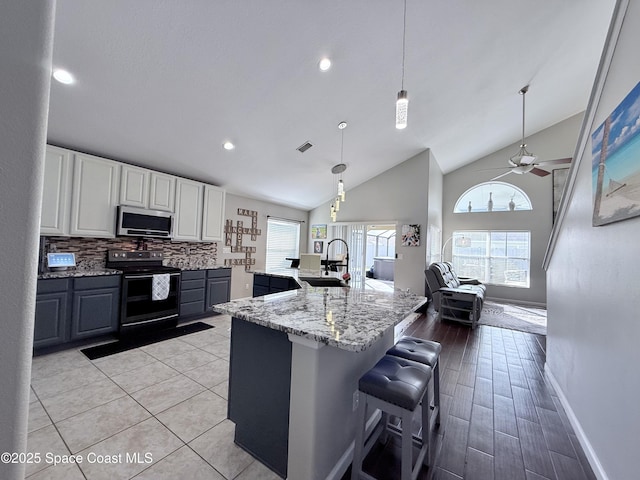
top-left (325, 238), bottom-right (349, 277)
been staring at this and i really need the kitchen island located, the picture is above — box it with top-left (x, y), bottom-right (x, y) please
top-left (213, 281), bottom-right (428, 479)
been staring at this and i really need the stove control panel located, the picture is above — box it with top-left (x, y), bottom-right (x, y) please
top-left (107, 250), bottom-right (164, 263)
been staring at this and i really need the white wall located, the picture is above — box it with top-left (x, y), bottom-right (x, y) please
top-left (443, 113), bottom-right (583, 306)
top-left (309, 149), bottom-right (442, 294)
top-left (220, 193), bottom-right (308, 299)
top-left (546, 2), bottom-right (640, 479)
top-left (427, 152), bottom-right (444, 266)
top-left (0, 2), bottom-right (55, 479)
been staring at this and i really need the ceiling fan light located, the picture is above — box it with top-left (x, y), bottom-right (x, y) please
top-left (396, 90), bottom-right (408, 129)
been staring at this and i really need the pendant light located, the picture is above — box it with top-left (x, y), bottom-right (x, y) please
top-left (329, 122), bottom-right (348, 222)
top-left (509, 85), bottom-right (537, 169)
top-left (395, 0), bottom-right (409, 129)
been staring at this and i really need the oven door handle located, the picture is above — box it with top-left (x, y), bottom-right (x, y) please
top-left (124, 272), bottom-right (181, 279)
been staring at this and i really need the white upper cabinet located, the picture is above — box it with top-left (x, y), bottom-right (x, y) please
top-left (70, 153), bottom-right (120, 237)
top-left (41, 145), bottom-right (223, 242)
top-left (149, 172), bottom-right (176, 212)
top-left (119, 165), bottom-right (150, 208)
top-left (173, 178), bottom-right (203, 241)
top-left (120, 166), bottom-right (176, 212)
top-left (40, 146), bottom-right (72, 235)
top-left (202, 184), bottom-right (226, 242)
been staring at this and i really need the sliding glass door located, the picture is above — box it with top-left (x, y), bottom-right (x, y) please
top-left (329, 223), bottom-right (395, 291)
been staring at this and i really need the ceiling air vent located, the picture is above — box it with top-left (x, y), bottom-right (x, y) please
top-left (297, 141), bottom-right (313, 153)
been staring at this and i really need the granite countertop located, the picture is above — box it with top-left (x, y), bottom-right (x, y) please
top-left (38, 268), bottom-right (121, 279)
top-left (252, 268), bottom-right (344, 284)
top-left (38, 264), bottom-right (230, 279)
top-left (212, 284), bottom-right (427, 352)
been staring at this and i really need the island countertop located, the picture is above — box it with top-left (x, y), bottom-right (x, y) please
top-left (212, 284), bottom-right (427, 352)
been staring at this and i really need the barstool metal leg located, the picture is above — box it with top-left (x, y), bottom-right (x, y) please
top-left (433, 360), bottom-right (441, 427)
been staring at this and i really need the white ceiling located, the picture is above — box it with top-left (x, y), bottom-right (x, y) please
top-left (47, 0), bottom-right (616, 210)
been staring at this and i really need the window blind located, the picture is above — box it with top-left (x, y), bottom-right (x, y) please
top-left (265, 218), bottom-right (300, 273)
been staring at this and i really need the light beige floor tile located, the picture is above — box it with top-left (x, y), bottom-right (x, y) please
top-left (26, 460), bottom-right (85, 480)
top-left (189, 419), bottom-right (253, 480)
top-left (131, 374), bottom-right (205, 415)
top-left (199, 340), bottom-right (230, 360)
top-left (92, 348), bottom-right (157, 377)
top-left (215, 326), bottom-right (231, 338)
top-left (27, 399), bottom-right (52, 433)
top-left (40, 377), bottom-right (127, 423)
top-left (30, 386), bottom-right (38, 403)
top-left (183, 358), bottom-right (229, 389)
top-left (31, 349), bottom-right (93, 381)
top-left (179, 328), bottom-right (227, 348)
top-left (161, 349), bottom-right (219, 373)
top-left (132, 445), bottom-right (225, 480)
top-left (236, 460), bottom-right (283, 480)
top-left (110, 360), bottom-right (180, 394)
top-left (77, 418), bottom-right (183, 480)
top-left (140, 338), bottom-right (197, 360)
top-left (211, 381), bottom-right (229, 400)
top-left (156, 390), bottom-right (227, 443)
top-left (31, 363), bottom-right (107, 399)
top-left (56, 395), bottom-right (151, 453)
top-left (25, 424), bottom-right (70, 477)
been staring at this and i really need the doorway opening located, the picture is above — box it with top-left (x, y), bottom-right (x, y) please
top-left (328, 223), bottom-right (396, 292)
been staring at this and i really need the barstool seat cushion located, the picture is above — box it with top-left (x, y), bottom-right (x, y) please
top-left (388, 337), bottom-right (442, 367)
top-left (359, 355), bottom-right (432, 411)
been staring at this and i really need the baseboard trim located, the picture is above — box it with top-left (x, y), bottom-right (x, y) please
top-left (485, 296), bottom-right (546, 309)
top-left (544, 365), bottom-right (609, 480)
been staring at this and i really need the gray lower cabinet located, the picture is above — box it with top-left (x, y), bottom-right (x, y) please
top-left (71, 276), bottom-right (121, 340)
top-left (253, 273), bottom-right (300, 297)
top-left (180, 270), bottom-right (206, 317)
top-left (180, 268), bottom-right (231, 319)
top-left (34, 278), bottom-right (71, 348)
top-left (34, 275), bottom-right (121, 351)
top-left (206, 268), bottom-right (231, 311)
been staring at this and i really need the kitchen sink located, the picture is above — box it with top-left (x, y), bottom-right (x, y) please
top-left (299, 276), bottom-right (348, 287)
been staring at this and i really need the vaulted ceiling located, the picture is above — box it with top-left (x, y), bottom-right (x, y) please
top-left (47, 0), bottom-right (616, 210)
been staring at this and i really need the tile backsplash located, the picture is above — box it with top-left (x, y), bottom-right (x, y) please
top-left (40, 236), bottom-right (218, 272)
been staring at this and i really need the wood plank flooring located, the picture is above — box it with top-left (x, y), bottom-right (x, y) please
top-left (343, 308), bottom-right (596, 480)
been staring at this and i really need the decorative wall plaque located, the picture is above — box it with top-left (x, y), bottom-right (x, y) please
top-left (224, 209), bottom-right (262, 271)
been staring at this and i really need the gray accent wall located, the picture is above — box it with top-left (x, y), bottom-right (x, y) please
top-left (309, 149), bottom-right (443, 295)
top-left (443, 113), bottom-right (584, 306)
top-left (546, 1), bottom-right (639, 479)
top-left (0, 2), bottom-right (55, 479)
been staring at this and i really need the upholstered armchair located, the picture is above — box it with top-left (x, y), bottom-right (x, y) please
top-left (424, 262), bottom-right (486, 328)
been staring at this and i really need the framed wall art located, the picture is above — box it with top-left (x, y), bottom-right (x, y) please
top-left (401, 224), bottom-right (420, 246)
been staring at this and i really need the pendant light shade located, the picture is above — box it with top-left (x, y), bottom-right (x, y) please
top-left (395, 0), bottom-right (409, 129)
top-left (396, 90), bottom-right (408, 129)
top-left (329, 122), bottom-right (348, 221)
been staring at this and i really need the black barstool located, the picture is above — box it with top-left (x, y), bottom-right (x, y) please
top-left (352, 355), bottom-right (431, 480)
top-left (387, 336), bottom-right (441, 428)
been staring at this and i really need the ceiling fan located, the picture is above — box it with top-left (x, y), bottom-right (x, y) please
top-left (490, 85), bottom-right (571, 180)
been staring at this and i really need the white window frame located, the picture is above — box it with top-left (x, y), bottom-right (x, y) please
top-left (452, 230), bottom-right (531, 288)
top-left (265, 218), bottom-right (300, 273)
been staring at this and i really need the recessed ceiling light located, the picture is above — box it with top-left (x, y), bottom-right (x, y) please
top-left (318, 57), bottom-right (331, 72)
top-left (52, 69), bottom-right (75, 85)
top-left (223, 141), bottom-right (235, 150)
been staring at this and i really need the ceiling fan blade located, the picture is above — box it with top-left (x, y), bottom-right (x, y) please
top-left (536, 157), bottom-right (572, 167)
top-left (490, 170), bottom-right (513, 181)
top-left (530, 167), bottom-right (550, 177)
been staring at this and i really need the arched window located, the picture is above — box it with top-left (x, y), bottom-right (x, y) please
top-left (454, 182), bottom-right (532, 213)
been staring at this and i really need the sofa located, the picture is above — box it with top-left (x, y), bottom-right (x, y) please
top-left (424, 262), bottom-right (486, 328)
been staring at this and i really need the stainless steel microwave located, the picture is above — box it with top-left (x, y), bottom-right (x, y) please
top-left (117, 206), bottom-right (174, 238)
